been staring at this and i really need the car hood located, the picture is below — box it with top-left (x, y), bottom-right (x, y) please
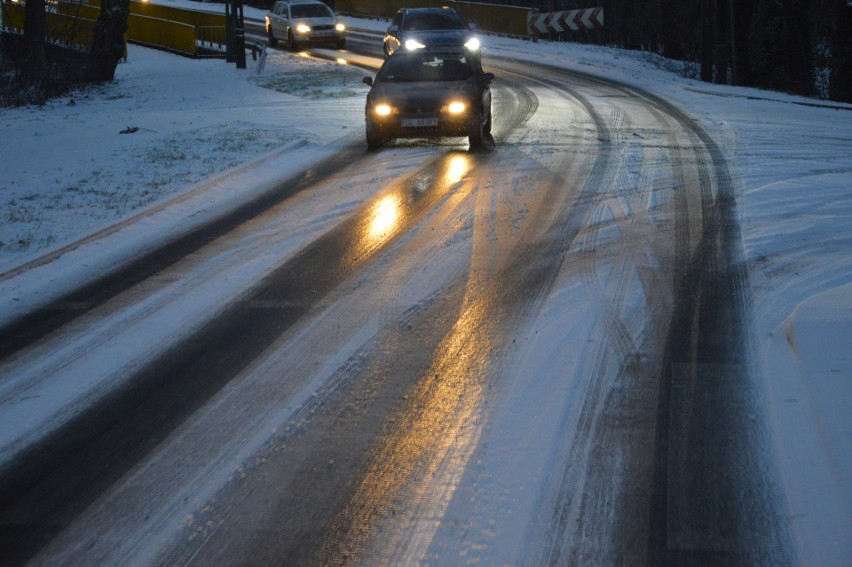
top-left (399, 29), bottom-right (471, 46)
top-left (295, 16), bottom-right (338, 25)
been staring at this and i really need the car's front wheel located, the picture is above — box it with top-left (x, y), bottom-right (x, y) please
top-left (468, 111), bottom-right (484, 148)
top-left (287, 30), bottom-right (298, 50)
top-left (366, 124), bottom-right (385, 150)
top-left (267, 27), bottom-right (278, 47)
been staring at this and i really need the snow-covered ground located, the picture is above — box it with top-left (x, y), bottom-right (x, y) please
top-left (1, 5), bottom-right (851, 564)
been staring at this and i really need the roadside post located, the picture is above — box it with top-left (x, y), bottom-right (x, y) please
top-left (225, 0), bottom-right (247, 69)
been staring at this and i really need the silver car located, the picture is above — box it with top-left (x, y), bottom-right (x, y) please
top-left (266, 0), bottom-right (346, 50)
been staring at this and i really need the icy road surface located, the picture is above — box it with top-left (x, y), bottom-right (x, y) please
top-left (2, 35), bottom-right (848, 565)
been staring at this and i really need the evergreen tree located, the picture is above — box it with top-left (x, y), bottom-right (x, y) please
top-left (748, 0), bottom-right (813, 95)
top-left (830, 0), bottom-right (852, 101)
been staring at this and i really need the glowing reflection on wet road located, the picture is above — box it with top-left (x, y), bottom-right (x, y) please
top-left (347, 153), bottom-right (474, 269)
top-left (445, 154), bottom-right (471, 185)
top-left (366, 193), bottom-right (402, 241)
top-left (320, 266), bottom-right (501, 564)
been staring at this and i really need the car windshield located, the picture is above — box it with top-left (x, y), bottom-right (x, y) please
top-left (402, 12), bottom-right (465, 31)
top-left (378, 54), bottom-right (473, 83)
top-left (291, 4), bottom-right (333, 18)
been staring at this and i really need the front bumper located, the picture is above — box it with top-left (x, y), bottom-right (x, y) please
top-left (294, 29), bottom-right (345, 44)
top-left (367, 112), bottom-right (478, 139)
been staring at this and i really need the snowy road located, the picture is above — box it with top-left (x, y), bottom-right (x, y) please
top-left (0, 49), bottom-right (794, 565)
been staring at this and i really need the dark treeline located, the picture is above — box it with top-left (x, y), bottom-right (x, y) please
top-left (479, 0), bottom-right (852, 102)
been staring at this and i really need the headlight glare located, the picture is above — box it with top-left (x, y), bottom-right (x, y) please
top-left (404, 39), bottom-right (426, 51)
top-left (465, 37), bottom-right (481, 51)
top-left (336, 23), bottom-right (346, 32)
top-left (374, 104), bottom-right (393, 116)
top-left (448, 101), bottom-right (466, 114)
top-left (295, 23), bottom-right (311, 34)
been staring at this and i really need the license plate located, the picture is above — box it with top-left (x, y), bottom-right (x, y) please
top-left (401, 118), bottom-right (438, 128)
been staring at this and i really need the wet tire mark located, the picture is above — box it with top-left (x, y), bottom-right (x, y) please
top-left (570, 75), bottom-right (792, 563)
top-left (490, 60), bottom-right (791, 564)
top-left (0, 152), bottom-right (481, 565)
top-left (0, 146), bottom-right (366, 361)
top-left (645, 91), bottom-right (795, 564)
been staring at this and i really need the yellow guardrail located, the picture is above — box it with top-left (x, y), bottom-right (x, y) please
top-left (125, 0), bottom-right (227, 56)
top-left (335, 0), bottom-right (534, 38)
top-left (129, 14), bottom-right (197, 55)
top-left (2, 2), bottom-right (94, 50)
top-left (1, 0), bottom-right (227, 57)
top-left (128, 0), bottom-right (226, 31)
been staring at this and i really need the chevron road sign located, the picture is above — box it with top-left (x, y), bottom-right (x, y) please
top-left (527, 7), bottom-right (604, 35)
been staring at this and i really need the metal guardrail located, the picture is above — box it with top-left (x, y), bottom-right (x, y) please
top-left (126, 0), bottom-right (228, 57)
top-left (1, 1), bottom-right (94, 51)
top-left (196, 25), bottom-right (228, 53)
top-left (128, 14), bottom-right (197, 56)
top-left (1, 0), bottom-right (232, 58)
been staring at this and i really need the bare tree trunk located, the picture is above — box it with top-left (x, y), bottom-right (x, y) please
top-left (90, 0), bottom-right (129, 82)
top-left (701, 0), bottom-right (714, 81)
top-left (22, 0), bottom-right (48, 101)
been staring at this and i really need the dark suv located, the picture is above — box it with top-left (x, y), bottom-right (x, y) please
top-left (383, 7), bottom-right (480, 59)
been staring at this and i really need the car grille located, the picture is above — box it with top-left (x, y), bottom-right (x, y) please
top-left (312, 25), bottom-right (335, 31)
top-left (399, 105), bottom-right (441, 115)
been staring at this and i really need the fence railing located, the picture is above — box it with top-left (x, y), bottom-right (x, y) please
top-left (1, 0), bottom-right (228, 58)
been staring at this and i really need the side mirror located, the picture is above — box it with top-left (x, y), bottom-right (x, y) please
top-left (363, 76), bottom-right (374, 87)
top-left (387, 25), bottom-right (399, 33)
top-left (481, 72), bottom-right (495, 85)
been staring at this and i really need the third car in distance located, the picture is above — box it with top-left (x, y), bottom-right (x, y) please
top-left (266, 0), bottom-right (346, 50)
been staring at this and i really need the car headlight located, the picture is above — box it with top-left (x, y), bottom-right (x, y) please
top-left (373, 104), bottom-right (393, 117)
top-left (335, 23), bottom-right (346, 32)
top-left (295, 23), bottom-right (311, 34)
top-left (464, 37), bottom-right (481, 51)
top-left (447, 101), bottom-right (466, 114)
top-left (404, 39), bottom-right (426, 51)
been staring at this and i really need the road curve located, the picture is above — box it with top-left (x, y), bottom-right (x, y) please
top-left (0, 47), bottom-right (792, 566)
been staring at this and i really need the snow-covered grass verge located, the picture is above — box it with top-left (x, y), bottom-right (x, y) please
top-left (0, 44), bottom-right (369, 269)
